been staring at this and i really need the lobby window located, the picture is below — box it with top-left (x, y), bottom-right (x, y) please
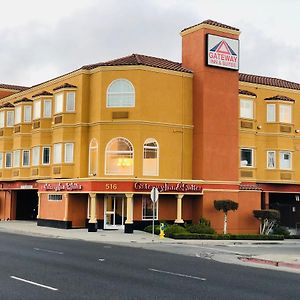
top-left (279, 104), bottom-right (292, 123)
top-left (89, 138), bottom-right (98, 176)
top-left (240, 99), bottom-right (253, 119)
top-left (143, 138), bottom-right (159, 176)
top-left (42, 147), bottom-right (50, 165)
top-left (142, 195), bottom-right (158, 220)
top-left (280, 151), bottom-right (292, 170)
top-left (32, 146), bottom-right (40, 166)
top-left (66, 92), bottom-right (75, 112)
top-left (105, 137), bottom-right (133, 175)
top-left (0, 111), bottom-right (4, 128)
top-left (65, 143), bottom-right (74, 163)
top-left (5, 152), bottom-right (12, 168)
top-left (13, 150), bottom-right (20, 168)
top-left (267, 151), bottom-right (276, 169)
top-left (24, 106), bottom-right (32, 123)
top-left (266, 104), bottom-right (276, 123)
top-left (240, 148), bottom-right (254, 167)
top-left (54, 93), bottom-right (63, 114)
top-left (7, 111), bottom-right (14, 127)
top-left (48, 194), bottom-right (63, 201)
top-left (53, 143), bottom-right (62, 164)
top-left (33, 100), bottom-right (41, 120)
top-left (0, 152), bottom-right (3, 168)
top-left (107, 79), bottom-right (135, 107)
top-left (44, 99), bottom-right (52, 118)
top-left (15, 106), bottom-right (21, 124)
top-left (22, 150), bottom-right (30, 167)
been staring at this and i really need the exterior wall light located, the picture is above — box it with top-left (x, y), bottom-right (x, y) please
top-left (257, 125), bottom-right (262, 129)
top-left (295, 129), bottom-right (300, 133)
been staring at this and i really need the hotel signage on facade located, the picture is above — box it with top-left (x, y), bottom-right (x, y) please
top-left (43, 183), bottom-right (83, 192)
top-left (206, 34), bottom-right (239, 70)
top-left (134, 182), bottom-right (202, 193)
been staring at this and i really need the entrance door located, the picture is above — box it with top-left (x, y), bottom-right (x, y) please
top-left (104, 195), bottom-right (126, 229)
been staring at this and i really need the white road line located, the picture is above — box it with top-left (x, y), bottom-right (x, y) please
top-left (10, 276), bottom-right (58, 291)
top-left (34, 248), bottom-right (64, 255)
top-left (98, 258), bottom-right (105, 261)
top-left (148, 268), bottom-right (206, 281)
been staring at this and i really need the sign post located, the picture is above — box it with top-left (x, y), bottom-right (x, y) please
top-left (150, 187), bottom-right (159, 242)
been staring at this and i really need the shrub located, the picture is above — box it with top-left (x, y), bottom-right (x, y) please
top-left (168, 233), bottom-right (284, 240)
top-left (198, 217), bottom-right (211, 227)
top-left (144, 225), bottom-right (160, 235)
top-left (272, 226), bottom-right (290, 238)
top-left (186, 224), bottom-right (216, 234)
top-left (164, 224), bottom-right (188, 235)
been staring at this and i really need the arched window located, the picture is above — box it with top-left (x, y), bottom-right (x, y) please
top-left (143, 138), bottom-right (159, 176)
top-left (105, 137), bottom-right (134, 175)
top-left (89, 139), bottom-right (98, 176)
top-left (106, 79), bottom-right (135, 107)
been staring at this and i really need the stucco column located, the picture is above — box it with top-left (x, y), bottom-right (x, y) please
top-left (63, 194), bottom-right (69, 221)
top-left (125, 193), bottom-right (134, 233)
top-left (175, 194), bottom-right (184, 224)
top-left (37, 192), bottom-right (41, 219)
top-left (88, 193), bottom-right (97, 232)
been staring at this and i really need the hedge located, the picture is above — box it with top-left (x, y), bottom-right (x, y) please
top-left (167, 233), bottom-right (285, 240)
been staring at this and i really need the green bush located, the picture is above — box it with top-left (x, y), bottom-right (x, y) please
top-left (164, 224), bottom-right (188, 235)
top-left (144, 225), bottom-right (160, 235)
top-left (186, 223), bottom-right (216, 234)
top-left (272, 226), bottom-right (290, 238)
top-left (198, 218), bottom-right (211, 227)
top-left (168, 233), bottom-right (284, 240)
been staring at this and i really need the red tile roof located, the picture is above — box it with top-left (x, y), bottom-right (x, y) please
top-left (0, 83), bottom-right (28, 91)
top-left (82, 54), bottom-right (192, 74)
top-left (32, 91), bottom-right (53, 98)
top-left (181, 19), bottom-right (239, 33)
top-left (53, 83), bottom-right (77, 91)
top-left (14, 97), bottom-right (33, 104)
top-left (239, 73), bottom-right (300, 91)
top-left (239, 89), bottom-right (257, 97)
top-left (264, 95), bottom-right (295, 102)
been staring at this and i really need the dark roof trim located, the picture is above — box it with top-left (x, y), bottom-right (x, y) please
top-left (14, 97), bottom-right (33, 104)
top-left (239, 89), bottom-right (257, 97)
top-left (32, 91), bottom-right (53, 98)
top-left (0, 83), bottom-right (29, 91)
top-left (264, 95), bottom-right (295, 102)
top-left (53, 83), bottom-right (77, 91)
top-left (0, 102), bottom-right (14, 109)
top-left (181, 19), bottom-right (239, 33)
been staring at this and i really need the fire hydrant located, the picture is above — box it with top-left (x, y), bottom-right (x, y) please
top-left (159, 223), bottom-right (165, 239)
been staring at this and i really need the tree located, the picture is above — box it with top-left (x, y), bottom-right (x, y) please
top-left (214, 200), bottom-right (239, 234)
top-left (253, 209), bottom-right (280, 235)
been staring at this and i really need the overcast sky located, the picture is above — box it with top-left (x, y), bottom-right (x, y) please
top-left (1, 0), bottom-right (300, 86)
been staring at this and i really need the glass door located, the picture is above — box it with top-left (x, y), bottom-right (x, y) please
top-left (104, 195), bottom-right (126, 229)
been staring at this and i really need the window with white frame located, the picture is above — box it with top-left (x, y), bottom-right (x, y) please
top-left (240, 148), bottom-right (254, 167)
top-left (105, 137), bottom-right (134, 175)
top-left (42, 147), bottom-right (50, 165)
top-left (279, 104), bottom-right (292, 123)
top-left (7, 111), bottom-right (14, 127)
top-left (0, 111), bottom-right (4, 128)
top-left (142, 195), bottom-right (158, 220)
top-left (64, 143), bottom-right (74, 163)
top-left (66, 92), bottom-right (75, 112)
top-left (5, 152), bottom-right (12, 168)
top-left (44, 99), bottom-right (52, 117)
top-left (143, 138), bottom-right (159, 176)
top-left (22, 150), bottom-right (30, 167)
top-left (240, 99), bottom-right (254, 119)
top-left (280, 151), bottom-right (292, 170)
top-left (53, 143), bottom-right (62, 164)
top-left (33, 100), bottom-right (41, 120)
top-left (54, 93), bottom-right (63, 114)
top-left (267, 104), bottom-right (276, 123)
top-left (267, 151), bottom-right (276, 169)
top-left (89, 139), bottom-right (98, 176)
top-left (48, 194), bottom-right (63, 201)
top-left (15, 106), bottom-right (21, 124)
top-left (24, 106), bottom-right (32, 123)
top-left (13, 150), bottom-right (20, 168)
top-left (107, 79), bottom-right (135, 107)
top-left (32, 146), bottom-right (40, 166)
top-left (0, 152), bottom-right (3, 168)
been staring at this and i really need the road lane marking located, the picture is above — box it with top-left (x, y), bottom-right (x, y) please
top-left (98, 258), bottom-right (105, 261)
top-left (10, 276), bottom-right (58, 291)
top-left (148, 268), bottom-right (206, 281)
top-left (34, 248), bottom-right (64, 255)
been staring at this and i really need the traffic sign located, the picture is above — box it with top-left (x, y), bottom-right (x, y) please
top-left (150, 187), bottom-right (159, 202)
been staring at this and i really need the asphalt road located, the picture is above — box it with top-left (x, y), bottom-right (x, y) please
top-left (0, 232), bottom-right (299, 300)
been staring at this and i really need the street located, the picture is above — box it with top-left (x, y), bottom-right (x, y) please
top-left (0, 231), bottom-right (299, 300)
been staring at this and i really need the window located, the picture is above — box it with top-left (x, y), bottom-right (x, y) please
top-left (65, 143), bottom-right (74, 163)
top-left (53, 143), bottom-right (62, 164)
top-left (280, 151), bottom-right (292, 170)
top-left (89, 139), bottom-right (98, 176)
top-left (142, 195), bottom-right (158, 220)
top-left (24, 106), bottom-right (32, 122)
top-left (143, 138), bottom-right (159, 176)
top-left (42, 147), bottom-right (50, 165)
top-left (240, 99), bottom-right (253, 119)
top-left (33, 100), bottom-right (41, 120)
top-left (66, 92), bottom-right (75, 112)
top-left (0, 152), bottom-right (3, 168)
top-left (279, 104), bottom-right (292, 123)
top-left (107, 79), bottom-right (135, 107)
top-left (267, 104), bottom-right (276, 123)
top-left (0, 111), bottom-right (4, 128)
top-left (22, 150), bottom-right (30, 167)
top-left (7, 111), bottom-right (14, 127)
top-left (32, 147), bottom-right (40, 166)
top-left (44, 99), bottom-right (52, 117)
top-left (5, 152), bottom-right (12, 168)
top-left (55, 93), bottom-right (63, 114)
top-left (105, 137), bottom-right (133, 175)
top-left (15, 106), bottom-right (21, 124)
top-left (13, 150), bottom-right (20, 168)
top-left (240, 148), bottom-right (254, 167)
top-left (48, 194), bottom-right (63, 201)
top-left (267, 151), bottom-right (276, 169)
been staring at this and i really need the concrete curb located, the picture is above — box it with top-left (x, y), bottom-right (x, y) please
top-left (239, 257), bottom-right (300, 269)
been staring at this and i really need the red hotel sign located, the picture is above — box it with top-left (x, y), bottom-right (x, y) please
top-left (43, 183), bottom-right (83, 192)
top-left (134, 182), bottom-right (202, 193)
